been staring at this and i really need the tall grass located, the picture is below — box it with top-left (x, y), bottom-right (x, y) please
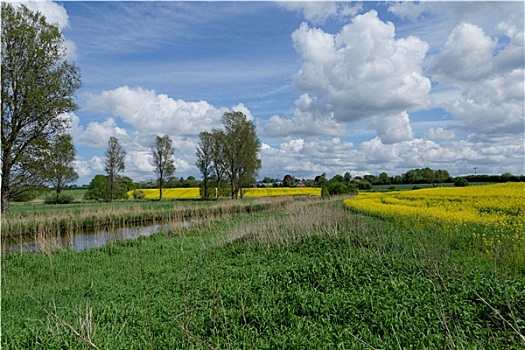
top-left (2, 197), bottom-right (295, 239)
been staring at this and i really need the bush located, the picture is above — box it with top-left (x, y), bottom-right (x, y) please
top-left (412, 185), bottom-right (422, 190)
top-left (388, 185), bottom-right (397, 191)
top-left (454, 177), bottom-right (469, 187)
top-left (132, 189), bottom-right (146, 199)
top-left (44, 195), bottom-right (74, 204)
top-left (11, 190), bottom-right (38, 202)
top-left (358, 180), bottom-right (372, 190)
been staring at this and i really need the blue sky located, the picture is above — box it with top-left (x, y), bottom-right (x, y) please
top-left (11, 1), bottom-right (525, 184)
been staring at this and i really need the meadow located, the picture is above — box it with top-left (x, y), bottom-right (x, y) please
top-left (2, 185), bottom-right (524, 348)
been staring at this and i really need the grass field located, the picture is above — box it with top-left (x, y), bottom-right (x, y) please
top-left (2, 192), bottom-right (524, 349)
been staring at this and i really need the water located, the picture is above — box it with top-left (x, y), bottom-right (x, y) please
top-left (2, 221), bottom-right (192, 254)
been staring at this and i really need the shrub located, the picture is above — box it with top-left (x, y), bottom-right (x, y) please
top-left (454, 177), bottom-right (469, 187)
top-left (44, 195), bottom-right (74, 204)
top-left (132, 189), bottom-right (146, 199)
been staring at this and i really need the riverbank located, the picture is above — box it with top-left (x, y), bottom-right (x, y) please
top-left (2, 199), bottom-right (524, 348)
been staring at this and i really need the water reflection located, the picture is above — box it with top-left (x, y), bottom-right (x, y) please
top-left (3, 221), bottom-right (192, 254)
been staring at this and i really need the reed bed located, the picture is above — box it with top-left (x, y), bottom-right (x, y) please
top-left (1, 197), bottom-right (311, 255)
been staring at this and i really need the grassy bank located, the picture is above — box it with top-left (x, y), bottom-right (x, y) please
top-left (2, 199), bottom-right (524, 348)
top-left (2, 197), bottom-right (299, 240)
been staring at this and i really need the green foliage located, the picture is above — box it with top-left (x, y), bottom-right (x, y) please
top-left (11, 189), bottom-right (39, 202)
top-left (321, 185), bottom-right (330, 198)
top-left (44, 195), bottom-right (74, 205)
top-left (44, 133), bottom-right (78, 199)
top-left (198, 180), bottom-right (215, 199)
top-left (221, 111), bottom-right (261, 199)
top-left (105, 137), bottom-right (126, 202)
top-left (454, 177), bottom-right (470, 187)
top-left (358, 180), bottom-right (372, 190)
top-left (196, 131), bottom-right (214, 199)
top-left (1, 3), bottom-right (81, 213)
top-left (132, 189), bottom-right (145, 199)
top-left (152, 135), bottom-right (176, 200)
top-left (84, 175), bottom-right (129, 202)
top-left (84, 175), bottom-right (109, 201)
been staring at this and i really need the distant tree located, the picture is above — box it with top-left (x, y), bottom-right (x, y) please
top-left (105, 136), bottom-right (126, 202)
top-left (222, 112), bottom-right (261, 199)
top-left (210, 129), bottom-right (226, 199)
top-left (454, 177), bottom-right (469, 187)
top-left (1, 4), bottom-right (82, 213)
top-left (330, 174), bottom-right (344, 183)
top-left (45, 134), bottom-right (78, 201)
top-left (120, 176), bottom-right (135, 193)
top-left (283, 174), bottom-right (294, 187)
top-left (196, 131), bottom-right (214, 199)
top-left (378, 172), bottom-right (390, 184)
top-left (152, 135), bottom-right (175, 201)
top-left (314, 173), bottom-right (327, 187)
top-left (343, 172), bottom-right (352, 184)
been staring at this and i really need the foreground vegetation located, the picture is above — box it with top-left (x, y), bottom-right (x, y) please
top-left (2, 193), bottom-right (524, 349)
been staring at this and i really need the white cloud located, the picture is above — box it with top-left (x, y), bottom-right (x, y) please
top-left (292, 11), bottom-right (431, 122)
top-left (431, 23), bottom-right (497, 84)
top-left (369, 111), bottom-right (414, 144)
top-left (66, 113), bottom-right (126, 148)
top-left (85, 86), bottom-right (227, 136)
top-left (425, 127), bottom-right (456, 141)
top-left (279, 2), bottom-right (362, 25)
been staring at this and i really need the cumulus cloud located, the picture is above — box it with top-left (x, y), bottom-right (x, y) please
top-left (369, 111), bottom-right (414, 144)
top-left (279, 2), bottom-right (362, 24)
top-left (425, 127), bottom-right (456, 140)
top-left (292, 10), bottom-right (430, 122)
top-left (431, 23), bottom-right (497, 84)
top-left (85, 86), bottom-right (227, 136)
top-left (262, 10), bottom-right (431, 139)
top-left (65, 113), bottom-right (126, 148)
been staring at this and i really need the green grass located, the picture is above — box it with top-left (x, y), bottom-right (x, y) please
top-left (2, 201), bottom-right (524, 349)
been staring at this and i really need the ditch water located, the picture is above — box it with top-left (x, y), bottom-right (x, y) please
top-left (2, 220), bottom-right (193, 254)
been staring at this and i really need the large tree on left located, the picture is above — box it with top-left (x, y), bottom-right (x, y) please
top-left (1, 4), bottom-right (81, 213)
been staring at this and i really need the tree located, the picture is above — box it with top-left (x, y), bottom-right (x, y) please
top-left (105, 136), bottom-right (126, 202)
top-left (84, 174), bottom-right (130, 201)
top-left (196, 131), bottom-right (214, 199)
top-left (84, 175), bottom-right (109, 201)
top-left (1, 4), bottom-right (81, 213)
top-left (152, 135), bottom-right (175, 201)
top-left (222, 112), bottom-right (261, 199)
top-left (378, 172), bottom-right (390, 184)
top-left (45, 133), bottom-right (78, 200)
top-left (283, 174), bottom-right (294, 187)
top-left (210, 129), bottom-right (227, 199)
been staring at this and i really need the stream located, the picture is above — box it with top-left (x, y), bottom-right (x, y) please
top-left (2, 220), bottom-right (193, 254)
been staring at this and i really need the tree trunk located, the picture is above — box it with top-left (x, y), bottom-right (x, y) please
top-left (1, 187), bottom-right (10, 214)
top-left (1, 168), bottom-right (10, 213)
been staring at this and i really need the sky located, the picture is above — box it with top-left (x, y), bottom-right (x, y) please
top-left (10, 0), bottom-right (525, 184)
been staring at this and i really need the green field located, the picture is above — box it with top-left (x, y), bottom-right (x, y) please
top-left (2, 199), bottom-right (524, 349)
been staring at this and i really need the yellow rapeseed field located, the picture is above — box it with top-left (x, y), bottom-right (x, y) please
top-left (243, 187), bottom-right (321, 197)
top-left (128, 187), bottom-right (321, 199)
top-left (344, 183), bottom-right (525, 249)
top-left (129, 188), bottom-right (201, 199)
